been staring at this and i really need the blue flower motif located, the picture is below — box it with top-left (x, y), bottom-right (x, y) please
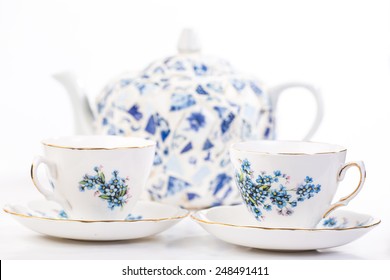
top-left (58, 210), bottom-right (68, 219)
top-left (187, 112), bottom-right (206, 131)
top-left (235, 158), bottom-right (321, 222)
top-left (323, 217), bottom-right (337, 227)
top-left (264, 175), bottom-right (273, 184)
top-left (241, 159), bottom-right (251, 174)
top-left (274, 196), bottom-right (287, 209)
top-left (253, 188), bottom-right (268, 204)
top-left (296, 185), bottom-right (308, 197)
top-left (250, 204), bottom-right (262, 220)
top-left (257, 171), bottom-right (282, 185)
top-left (263, 204), bottom-right (272, 211)
top-left (296, 181), bottom-right (322, 201)
top-left (305, 176), bottom-right (313, 183)
top-left (244, 176), bottom-right (253, 189)
top-left (274, 170), bottom-right (282, 177)
top-left (79, 166), bottom-right (129, 210)
top-left (80, 177), bottom-right (95, 190)
top-left (290, 201), bottom-right (297, 208)
top-left (256, 175), bottom-right (265, 185)
top-left (269, 185), bottom-right (292, 209)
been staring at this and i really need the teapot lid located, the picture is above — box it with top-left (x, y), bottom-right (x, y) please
top-left (177, 28), bottom-right (202, 54)
top-left (141, 29), bottom-right (236, 79)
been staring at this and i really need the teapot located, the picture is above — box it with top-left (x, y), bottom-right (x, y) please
top-left (54, 29), bottom-right (323, 209)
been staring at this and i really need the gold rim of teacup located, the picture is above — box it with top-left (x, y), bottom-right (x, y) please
top-left (41, 136), bottom-right (156, 150)
top-left (190, 213), bottom-right (381, 231)
top-left (3, 207), bottom-right (189, 223)
top-left (230, 140), bottom-right (347, 156)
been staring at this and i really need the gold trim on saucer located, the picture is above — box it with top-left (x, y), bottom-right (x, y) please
top-left (190, 213), bottom-right (381, 231)
top-left (3, 207), bottom-right (189, 223)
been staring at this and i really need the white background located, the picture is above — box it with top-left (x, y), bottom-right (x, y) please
top-left (1, 0), bottom-right (390, 261)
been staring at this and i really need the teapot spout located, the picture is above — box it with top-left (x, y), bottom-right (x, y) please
top-left (53, 72), bottom-right (94, 135)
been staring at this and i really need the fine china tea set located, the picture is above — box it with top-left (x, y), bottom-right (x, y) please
top-left (4, 29), bottom-right (380, 251)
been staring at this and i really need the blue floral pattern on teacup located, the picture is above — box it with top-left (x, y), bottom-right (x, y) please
top-left (79, 166), bottom-right (130, 210)
top-left (323, 216), bottom-right (350, 228)
top-left (322, 216), bottom-right (370, 228)
top-left (235, 159), bottom-right (321, 221)
top-left (125, 214), bottom-right (143, 221)
top-left (58, 210), bottom-right (68, 219)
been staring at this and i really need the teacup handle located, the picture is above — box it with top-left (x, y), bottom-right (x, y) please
top-left (269, 82), bottom-right (324, 140)
top-left (322, 161), bottom-right (366, 218)
top-left (30, 156), bottom-right (72, 210)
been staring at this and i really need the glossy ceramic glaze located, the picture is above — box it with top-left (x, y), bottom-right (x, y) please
top-left (4, 200), bottom-right (188, 241)
top-left (54, 29), bottom-right (323, 209)
top-left (230, 141), bottom-right (366, 228)
top-left (31, 136), bottom-right (156, 220)
top-left (191, 204), bottom-right (380, 251)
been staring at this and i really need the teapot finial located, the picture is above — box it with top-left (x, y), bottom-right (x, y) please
top-left (177, 28), bottom-right (201, 54)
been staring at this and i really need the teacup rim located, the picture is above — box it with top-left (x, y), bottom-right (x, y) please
top-left (41, 135), bottom-right (156, 150)
top-left (230, 140), bottom-right (347, 156)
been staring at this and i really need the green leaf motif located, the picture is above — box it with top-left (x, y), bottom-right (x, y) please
top-left (99, 172), bottom-right (105, 183)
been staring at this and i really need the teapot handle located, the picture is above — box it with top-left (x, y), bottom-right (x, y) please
top-left (268, 82), bottom-right (324, 140)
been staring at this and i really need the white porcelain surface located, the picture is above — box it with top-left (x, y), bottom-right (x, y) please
top-left (31, 135), bottom-right (155, 220)
top-left (191, 205), bottom-right (380, 251)
top-left (4, 200), bottom-right (188, 241)
top-left (230, 140), bottom-right (366, 228)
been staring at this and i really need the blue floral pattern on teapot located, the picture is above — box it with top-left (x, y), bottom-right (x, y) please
top-left (56, 29), bottom-right (322, 209)
top-left (95, 54), bottom-right (275, 208)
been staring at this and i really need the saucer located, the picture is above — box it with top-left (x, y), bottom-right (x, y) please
top-left (191, 205), bottom-right (380, 251)
top-left (4, 200), bottom-right (189, 241)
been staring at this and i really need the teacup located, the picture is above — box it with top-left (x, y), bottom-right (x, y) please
top-left (230, 140), bottom-right (365, 228)
top-left (31, 135), bottom-right (155, 220)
